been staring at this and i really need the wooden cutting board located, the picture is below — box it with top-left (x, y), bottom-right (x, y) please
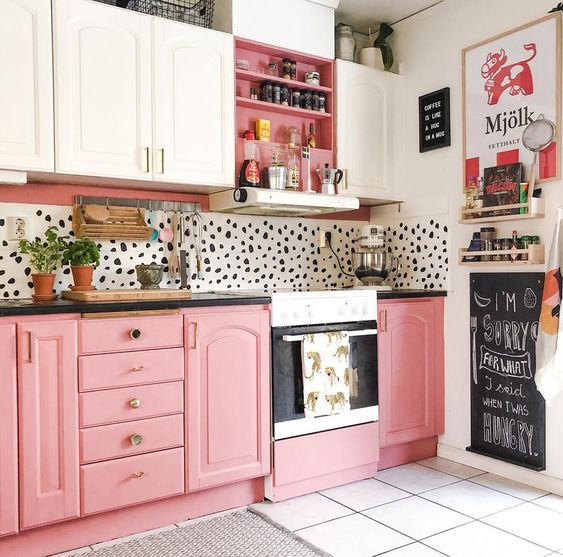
top-left (62, 289), bottom-right (192, 302)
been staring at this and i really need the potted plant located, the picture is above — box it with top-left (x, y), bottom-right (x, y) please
top-left (263, 145), bottom-right (288, 190)
top-left (359, 23), bottom-right (394, 71)
top-left (19, 226), bottom-right (67, 301)
top-left (62, 237), bottom-right (100, 291)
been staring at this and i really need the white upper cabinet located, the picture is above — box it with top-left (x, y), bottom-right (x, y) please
top-left (153, 20), bottom-right (234, 187)
top-left (232, 0), bottom-right (335, 59)
top-left (0, 0), bottom-right (54, 172)
top-left (53, 0), bottom-right (153, 180)
top-left (336, 60), bottom-right (403, 202)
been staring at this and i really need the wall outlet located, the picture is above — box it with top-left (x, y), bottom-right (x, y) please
top-left (7, 216), bottom-right (28, 241)
top-left (319, 229), bottom-right (328, 248)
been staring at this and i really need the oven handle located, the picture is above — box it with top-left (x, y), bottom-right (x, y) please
top-left (282, 329), bottom-right (378, 342)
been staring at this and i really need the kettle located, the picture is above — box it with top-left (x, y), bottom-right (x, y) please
top-left (315, 163), bottom-right (344, 195)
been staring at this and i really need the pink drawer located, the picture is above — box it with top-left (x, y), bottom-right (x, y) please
top-left (80, 414), bottom-right (184, 464)
top-left (79, 315), bottom-right (183, 355)
top-left (81, 448), bottom-right (184, 515)
top-left (80, 382), bottom-right (184, 428)
top-left (79, 347), bottom-right (184, 392)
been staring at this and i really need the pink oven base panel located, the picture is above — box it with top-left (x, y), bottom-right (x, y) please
top-left (377, 436), bottom-right (438, 471)
top-left (0, 478), bottom-right (264, 557)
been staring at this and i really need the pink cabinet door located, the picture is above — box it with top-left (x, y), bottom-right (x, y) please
top-left (18, 320), bottom-right (80, 528)
top-left (378, 298), bottom-right (445, 448)
top-left (185, 308), bottom-right (270, 491)
top-left (0, 324), bottom-right (18, 536)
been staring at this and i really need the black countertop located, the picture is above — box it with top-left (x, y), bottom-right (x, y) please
top-left (0, 289), bottom-right (446, 317)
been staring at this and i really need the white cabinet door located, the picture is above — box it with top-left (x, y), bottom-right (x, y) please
top-left (53, 0), bottom-right (153, 180)
top-left (153, 20), bottom-right (234, 188)
top-left (0, 0), bottom-right (53, 172)
top-left (232, 0), bottom-right (334, 59)
top-left (336, 60), bottom-right (402, 202)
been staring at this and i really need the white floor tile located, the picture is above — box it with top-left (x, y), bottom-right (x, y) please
top-left (483, 502), bottom-right (563, 551)
top-left (417, 457), bottom-right (485, 479)
top-left (48, 547), bottom-right (93, 557)
top-left (250, 492), bottom-right (352, 531)
top-left (363, 495), bottom-right (471, 539)
top-left (90, 525), bottom-right (177, 549)
top-left (420, 480), bottom-right (522, 518)
top-left (381, 542), bottom-right (449, 556)
top-left (469, 473), bottom-right (548, 501)
top-left (424, 521), bottom-right (549, 557)
top-left (534, 494), bottom-right (563, 514)
top-left (320, 478), bottom-right (410, 511)
top-left (297, 513), bottom-right (412, 557)
top-left (374, 463), bottom-right (460, 494)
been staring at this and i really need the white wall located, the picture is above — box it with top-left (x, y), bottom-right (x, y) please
top-left (372, 0), bottom-right (563, 493)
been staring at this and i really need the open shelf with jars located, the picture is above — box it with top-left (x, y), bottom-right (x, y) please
top-left (459, 197), bottom-right (545, 224)
top-left (234, 37), bottom-right (335, 192)
top-left (458, 244), bottom-right (545, 266)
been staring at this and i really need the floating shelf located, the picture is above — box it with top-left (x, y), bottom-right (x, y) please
top-left (459, 198), bottom-right (545, 224)
top-left (235, 69), bottom-right (332, 93)
top-left (458, 244), bottom-right (545, 266)
top-left (236, 97), bottom-right (332, 119)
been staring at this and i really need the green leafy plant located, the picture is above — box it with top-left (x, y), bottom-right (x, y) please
top-left (374, 22), bottom-right (394, 71)
top-left (271, 145), bottom-right (285, 167)
top-left (62, 237), bottom-right (100, 267)
top-left (19, 226), bottom-right (68, 274)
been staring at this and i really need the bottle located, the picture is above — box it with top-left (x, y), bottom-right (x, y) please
top-left (511, 230), bottom-right (520, 262)
top-left (239, 130), bottom-right (261, 188)
top-left (307, 123), bottom-right (316, 149)
top-left (286, 145), bottom-right (300, 191)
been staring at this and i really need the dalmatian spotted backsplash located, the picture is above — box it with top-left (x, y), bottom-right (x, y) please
top-left (0, 204), bottom-right (448, 298)
top-left (384, 217), bottom-right (449, 290)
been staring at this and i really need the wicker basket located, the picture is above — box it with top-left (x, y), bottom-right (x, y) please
top-left (73, 204), bottom-right (152, 241)
top-left (93, 0), bottom-right (214, 28)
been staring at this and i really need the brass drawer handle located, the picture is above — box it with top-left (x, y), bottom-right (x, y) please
top-left (131, 365), bottom-right (144, 372)
top-left (132, 471), bottom-right (144, 478)
top-left (130, 434), bottom-right (143, 446)
top-left (129, 398), bottom-right (141, 409)
top-left (130, 328), bottom-right (142, 340)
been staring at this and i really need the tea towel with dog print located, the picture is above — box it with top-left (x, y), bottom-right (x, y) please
top-left (302, 332), bottom-right (351, 418)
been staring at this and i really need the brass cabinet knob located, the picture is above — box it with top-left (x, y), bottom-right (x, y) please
top-left (129, 398), bottom-right (141, 409)
top-left (130, 434), bottom-right (143, 446)
top-left (130, 366), bottom-right (144, 372)
top-left (131, 471), bottom-right (144, 478)
top-left (129, 328), bottom-right (142, 340)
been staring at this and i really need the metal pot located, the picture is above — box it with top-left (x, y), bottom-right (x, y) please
top-left (352, 250), bottom-right (396, 285)
top-left (263, 166), bottom-right (289, 190)
top-left (135, 263), bottom-right (164, 290)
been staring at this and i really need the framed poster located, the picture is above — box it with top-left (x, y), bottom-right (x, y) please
top-left (419, 88), bottom-right (451, 152)
top-left (463, 13), bottom-right (561, 189)
top-left (468, 273), bottom-right (546, 471)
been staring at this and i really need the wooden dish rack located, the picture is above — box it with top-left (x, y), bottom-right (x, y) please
top-left (73, 204), bottom-right (152, 240)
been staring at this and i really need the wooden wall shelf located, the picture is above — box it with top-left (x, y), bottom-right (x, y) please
top-left (235, 69), bottom-right (332, 93)
top-left (73, 204), bottom-right (151, 241)
top-left (459, 198), bottom-right (545, 224)
top-left (458, 244), bottom-right (545, 266)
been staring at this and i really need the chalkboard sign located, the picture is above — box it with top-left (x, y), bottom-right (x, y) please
top-left (419, 87), bottom-right (451, 153)
top-left (468, 273), bottom-right (546, 470)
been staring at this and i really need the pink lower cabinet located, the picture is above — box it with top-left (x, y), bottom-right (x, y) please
top-left (184, 307), bottom-right (271, 491)
top-left (17, 319), bottom-right (80, 529)
top-left (377, 297), bottom-right (445, 465)
top-left (0, 324), bottom-right (18, 536)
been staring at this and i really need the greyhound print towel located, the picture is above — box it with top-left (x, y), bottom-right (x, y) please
top-left (302, 332), bottom-right (351, 418)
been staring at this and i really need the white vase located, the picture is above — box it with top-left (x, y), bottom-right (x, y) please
top-left (359, 47), bottom-right (385, 71)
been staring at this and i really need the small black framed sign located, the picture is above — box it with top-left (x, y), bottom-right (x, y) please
top-left (419, 87), bottom-right (451, 153)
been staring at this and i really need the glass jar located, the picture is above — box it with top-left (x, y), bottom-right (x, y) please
top-left (335, 23), bottom-right (356, 61)
top-left (282, 58), bottom-right (292, 80)
top-left (492, 239), bottom-right (502, 261)
top-left (267, 62), bottom-right (279, 77)
top-left (501, 238), bottom-right (512, 261)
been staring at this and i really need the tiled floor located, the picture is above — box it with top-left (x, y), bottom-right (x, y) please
top-left (51, 458), bottom-right (563, 557)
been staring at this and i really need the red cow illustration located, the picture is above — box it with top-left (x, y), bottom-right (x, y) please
top-left (481, 43), bottom-right (537, 105)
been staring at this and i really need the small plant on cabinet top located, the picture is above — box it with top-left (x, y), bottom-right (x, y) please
top-left (62, 237), bottom-right (100, 268)
top-left (374, 22), bottom-right (394, 71)
top-left (18, 226), bottom-right (67, 274)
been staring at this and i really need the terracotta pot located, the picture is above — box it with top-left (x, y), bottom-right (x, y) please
top-left (70, 265), bottom-right (95, 290)
top-left (32, 273), bottom-right (56, 297)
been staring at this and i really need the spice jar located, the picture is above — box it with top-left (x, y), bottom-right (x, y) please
top-left (501, 238), bottom-right (512, 261)
top-left (267, 62), bottom-right (279, 76)
top-left (280, 85), bottom-right (290, 106)
top-left (492, 239), bottom-right (502, 261)
top-left (250, 87), bottom-right (258, 100)
top-left (480, 227), bottom-right (496, 262)
top-left (291, 89), bottom-right (301, 108)
top-left (305, 71), bottom-right (321, 86)
top-left (319, 93), bottom-right (326, 113)
top-left (290, 60), bottom-right (297, 80)
top-left (282, 58), bottom-right (292, 80)
top-left (520, 236), bottom-right (531, 260)
top-left (273, 83), bottom-right (281, 104)
top-left (261, 81), bottom-right (273, 103)
top-left (335, 23), bottom-right (356, 61)
top-left (312, 91), bottom-right (320, 111)
top-left (301, 90), bottom-right (313, 110)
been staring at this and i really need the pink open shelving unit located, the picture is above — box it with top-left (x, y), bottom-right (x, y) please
top-left (234, 37), bottom-right (335, 193)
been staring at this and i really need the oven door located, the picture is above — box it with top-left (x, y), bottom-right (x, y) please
top-left (272, 321), bottom-right (378, 440)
